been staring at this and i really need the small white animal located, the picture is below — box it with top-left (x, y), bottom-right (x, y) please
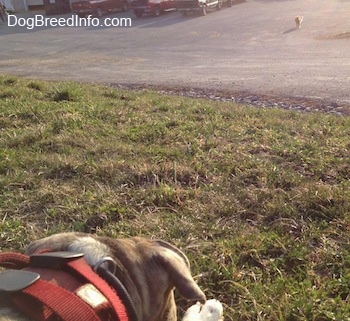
top-left (295, 15), bottom-right (303, 29)
top-left (182, 300), bottom-right (224, 321)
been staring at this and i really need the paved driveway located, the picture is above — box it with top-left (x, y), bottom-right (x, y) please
top-left (1, 0), bottom-right (350, 105)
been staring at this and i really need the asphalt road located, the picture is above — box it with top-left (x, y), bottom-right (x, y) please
top-left (1, 0), bottom-right (350, 105)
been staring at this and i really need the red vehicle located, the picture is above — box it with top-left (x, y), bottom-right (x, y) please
top-left (130, 0), bottom-right (177, 17)
top-left (71, 0), bottom-right (129, 17)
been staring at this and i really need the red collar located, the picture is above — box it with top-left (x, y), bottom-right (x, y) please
top-left (0, 251), bottom-right (130, 321)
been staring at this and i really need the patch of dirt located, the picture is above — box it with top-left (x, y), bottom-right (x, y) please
top-left (112, 83), bottom-right (350, 116)
top-left (316, 31), bottom-right (350, 40)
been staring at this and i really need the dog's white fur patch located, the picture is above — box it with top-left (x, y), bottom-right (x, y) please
top-left (68, 236), bottom-right (111, 266)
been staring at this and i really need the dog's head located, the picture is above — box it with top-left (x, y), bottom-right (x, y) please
top-left (24, 233), bottom-right (206, 321)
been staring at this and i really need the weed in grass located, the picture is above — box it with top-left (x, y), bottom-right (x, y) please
top-left (50, 83), bottom-right (83, 102)
top-left (0, 90), bottom-right (17, 99)
top-left (27, 81), bottom-right (45, 92)
top-left (1, 76), bottom-right (18, 86)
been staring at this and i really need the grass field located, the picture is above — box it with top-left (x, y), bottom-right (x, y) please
top-left (0, 75), bottom-right (349, 321)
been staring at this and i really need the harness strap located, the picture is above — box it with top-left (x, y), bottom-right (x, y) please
top-left (11, 278), bottom-right (101, 321)
top-left (66, 257), bottom-right (129, 321)
top-left (97, 267), bottom-right (139, 321)
top-left (0, 252), bottom-right (30, 269)
top-left (0, 252), bottom-right (130, 321)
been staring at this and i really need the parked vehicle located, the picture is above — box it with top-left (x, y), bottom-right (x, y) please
top-left (177, 0), bottom-right (232, 16)
top-left (71, 0), bottom-right (129, 18)
top-left (130, 0), bottom-right (177, 17)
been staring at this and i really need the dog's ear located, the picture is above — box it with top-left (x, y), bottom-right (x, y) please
top-left (153, 240), bottom-right (206, 303)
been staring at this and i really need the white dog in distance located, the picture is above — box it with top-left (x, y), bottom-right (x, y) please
top-left (295, 15), bottom-right (303, 29)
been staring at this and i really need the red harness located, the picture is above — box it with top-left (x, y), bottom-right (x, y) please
top-left (0, 251), bottom-right (130, 321)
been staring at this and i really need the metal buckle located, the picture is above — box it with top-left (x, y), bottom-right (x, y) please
top-left (0, 270), bottom-right (40, 292)
top-left (93, 256), bottom-right (117, 274)
top-left (30, 251), bottom-right (84, 269)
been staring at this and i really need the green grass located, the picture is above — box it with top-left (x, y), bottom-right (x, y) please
top-left (1, 75), bottom-right (350, 321)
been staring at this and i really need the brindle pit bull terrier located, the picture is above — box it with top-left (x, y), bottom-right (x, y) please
top-left (0, 233), bottom-right (223, 321)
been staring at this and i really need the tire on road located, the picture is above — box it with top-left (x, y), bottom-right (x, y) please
top-left (134, 9), bottom-right (143, 17)
top-left (154, 5), bottom-right (161, 16)
top-left (96, 7), bottom-right (103, 17)
top-left (122, 1), bottom-right (129, 11)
